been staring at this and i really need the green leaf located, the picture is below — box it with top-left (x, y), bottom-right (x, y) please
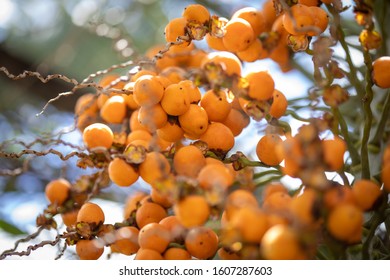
top-left (0, 219), bottom-right (26, 235)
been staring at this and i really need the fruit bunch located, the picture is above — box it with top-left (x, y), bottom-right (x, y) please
top-left (3, 0), bottom-right (389, 261)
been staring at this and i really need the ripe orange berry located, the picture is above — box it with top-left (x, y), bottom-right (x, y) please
top-left (185, 226), bottom-right (219, 259)
top-left (133, 75), bottom-right (164, 107)
top-left (161, 83), bottom-right (191, 116)
top-left (159, 215), bottom-right (187, 243)
top-left (372, 56), bottom-right (390, 88)
top-left (256, 134), bottom-right (283, 166)
top-left (182, 4), bottom-right (210, 24)
top-left (237, 38), bottom-right (267, 62)
top-left (262, 182), bottom-right (289, 202)
top-left (178, 104), bottom-right (209, 138)
top-left (156, 121), bottom-right (184, 143)
top-left (139, 151), bottom-right (171, 185)
top-left (352, 179), bottom-right (382, 211)
top-left (110, 226), bottom-right (139, 256)
top-left (77, 202), bottom-right (105, 226)
top-left (229, 207), bottom-right (269, 243)
top-left (290, 188), bottom-right (320, 226)
top-left (224, 189), bottom-right (258, 220)
top-left (197, 163), bottom-right (234, 191)
top-left (200, 89), bottom-right (232, 122)
top-left (283, 4), bottom-right (315, 36)
top-left (164, 247), bottom-right (192, 260)
top-left (178, 80), bottom-right (201, 104)
top-left (82, 123), bottom-right (114, 149)
top-left (262, 191), bottom-right (292, 213)
top-left (45, 178), bottom-right (71, 205)
top-left (309, 6), bottom-right (329, 35)
top-left (126, 130), bottom-right (152, 146)
top-left (174, 195), bottom-right (210, 228)
top-left (324, 185), bottom-right (356, 210)
top-left (129, 109), bottom-right (149, 132)
top-left (381, 164), bottom-right (390, 193)
top-left (108, 158), bottom-right (139, 187)
top-left (150, 187), bottom-right (173, 209)
top-left (138, 103), bottom-right (168, 132)
top-left (261, 0), bottom-right (278, 31)
top-left (76, 239), bottom-right (104, 260)
top-left (201, 51), bottom-right (242, 76)
top-left (138, 222), bottom-right (171, 253)
top-left (269, 89), bottom-right (288, 119)
top-left (135, 248), bottom-right (164, 260)
top-left (164, 17), bottom-right (188, 45)
top-left (221, 108), bottom-right (250, 136)
top-left (123, 192), bottom-right (148, 219)
top-left (100, 95), bottom-right (127, 124)
top-left (173, 145), bottom-right (206, 178)
top-left (261, 224), bottom-right (306, 260)
top-left (136, 201), bottom-right (168, 229)
top-left (322, 137), bottom-right (347, 171)
top-left (206, 34), bottom-right (227, 51)
top-left (326, 203), bottom-right (363, 242)
top-left (199, 122), bottom-right (235, 152)
top-left (61, 209), bottom-right (78, 228)
top-left (75, 93), bottom-right (98, 116)
top-left (223, 18), bottom-right (255, 52)
top-left (232, 7), bottom-right (266, 36)
top-left (245, 71), bottom-right (275, 101)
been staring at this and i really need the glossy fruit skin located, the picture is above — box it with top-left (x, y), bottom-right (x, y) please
top-left (108, 158), bottom-right (139, 187)
top-left (134, 248), bottom-right (164, 260)
top-left (163, 247), bottom-right (192, 260)
top-left (223, 18), bottom-right (255, 52)
top-left (351, 179), bottom-right (382, 211)
top-left (76, 239), bottom-right (104, 260)
top-left (82, 123), bottom-right (114, 149)
top-left (182, 4), bottom-right (210, 24)
top-left (45, 178), bottom-right (71, 205)
top-left (174, 195), bottom-right (210, 228)
top-left (372, 56), bottom-right (390, 88)
top-left (77, 202), bottom-right (105, 226)
top-left (138, 222), bottom-right (171, 253)
top-left (173, 145), bottom-right (206, 178)
top-left (110, 226), bottom-right (140, 256)
top-left (185, 226), bottom-right (219, 259)
top-left (256, 134), bottom-right (283, 166)
top-left (135, 201), bottom-right (168, 229)
top-left (326, 203), bottom-right (363, 243)
top-left (261, 224), bottom-right (306, 260)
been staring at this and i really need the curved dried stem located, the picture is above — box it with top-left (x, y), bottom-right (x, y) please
top-left (0, 149), bottom-right (88, 161)
top-left (0, 67), bottom-right (79, 86)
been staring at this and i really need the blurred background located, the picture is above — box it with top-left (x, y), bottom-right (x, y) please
top-left (1, 0), bottom-right (383, 259)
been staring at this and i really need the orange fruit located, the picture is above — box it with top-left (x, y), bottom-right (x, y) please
top-left (201, 51), bottom-right (242, 76)
top-left (123, 192), bottom-right (148, 219)
top-left (178, 104), bottom-right (209, 138)
top-left (156, 121), bottom-right (184, 143)
top-left (185, 226), bottom-right (219, 259)
top-left (326, 203), bottom-right (363, 242)
top-left (108, 158), bottom-right (139, 187)
top-left (232, 7), bottom-right (265, 36)
top-left (138, 103), bottom-right (168, 132)
top-left (135, 201), bottom-right (168, 229)
top-left (200, 89), bottom-right (232, 122)
top-left (173, 145), bottom-right (206, 178)
top-left (82, 123), bottom-right (114, 149)
top-left (245, 71), bottom-right (275, 101)
top-left (261, 224), bottom-right (306, 260)
top-left (164, 247), bottom-right (192, 260)
top-left (77, 202), bottom-right (105, 226)
top-left (100, 95), bottom-right (127, 124)
top-left (139, 151), bottom-right (171, 185)
top-left (223, 18), bottom-right (255, 52)
top-left (174, 195), bottom-right (211, 228)
top-left (197, 162), bottom-right (234, 191)
top-left (45, 178), bottom-right (71, 205)
top-left (199, 122), bottom-right (235, 152)
top-left (133, 75), bottom-right (164, 107)
top-left (76, 239), bottom-right (104, 260)
top-left (372, 56), bottom-right (390, 88)
top-left (221, 108), bottom-right (250, 136)
top-left (110, 226), bottom-right (139, 256)
top-left (161, 83), bottom-right (191, 116)
top-left (138, 222), bottom-right (171, 253)
top-left (135, 248), bottom-right (164, 260)
top-left (322, 137), bottom-right (347, 171)
top-left (256, 134), bottom-right (283, 166)
top-left (283, 4), bottom-right (315, 36)
top-left (182, 4), bottom-right (210, 24)
top-left (269, 89), bottom-right (288, 119)
top-left (351, 179), bottom-right (382, 211)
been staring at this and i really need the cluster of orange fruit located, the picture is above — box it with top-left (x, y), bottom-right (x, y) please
top-left (41, 0), bottom-right (390, 260)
